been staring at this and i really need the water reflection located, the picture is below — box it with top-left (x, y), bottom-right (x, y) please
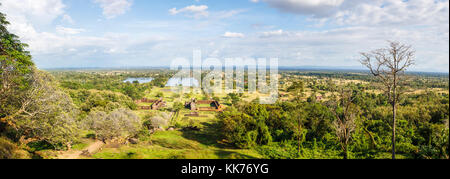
top-left (123, 78), bottom-right (154, 84)
top-left (166, 78), bottom-right (199, 87)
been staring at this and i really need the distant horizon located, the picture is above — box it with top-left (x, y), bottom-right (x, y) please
top-left (42, 65), bottom-right (449, 74)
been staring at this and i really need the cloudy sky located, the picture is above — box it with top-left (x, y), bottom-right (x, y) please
top-left (0, 0), bottom-right (448, 72)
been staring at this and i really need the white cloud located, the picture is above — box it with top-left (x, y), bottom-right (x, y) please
top-left (94, 0), bottom-right (132, 19)
top-left (62, 14), bottom-right (74, 24)
top-left (169, 5), bottom-right (209, 18)
top-left (0, 0), bottom-right (67, 52)
top-left (254, 0), bottom-right (449, 27)
top-left (222, 32), bottom-right (245, 38)
top-left (216, 9), bottom-right (246, 19)
top-left (0, 0), bottom-right (160, 57)
top-left (253, 0), bottom-right (345, 17)
top-left (169, 5), bottom-right (245, 19)
top-left (0, 0), bottom-right (66, 24)
top-left (260, 29), bottom-right (285, 37)
top-left (248, 0), bottom-right (449, 72)
top-left (56, 26), bottom-right (85, 35)
top-left (333, 0), bottom-right (449, 27)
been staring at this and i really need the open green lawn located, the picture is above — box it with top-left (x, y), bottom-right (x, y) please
top-left (92, 130), bottom-right (262, 159)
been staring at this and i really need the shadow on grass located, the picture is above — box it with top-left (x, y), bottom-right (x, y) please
top-left (151, 137), bottom-right (203, 150)
top-left (180, 121), bottom-right (224, 148)
top-left (171, 120), bottom-right (262, 159)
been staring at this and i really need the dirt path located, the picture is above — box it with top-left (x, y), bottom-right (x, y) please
top-left (57, 140), bottom-right (104, 159)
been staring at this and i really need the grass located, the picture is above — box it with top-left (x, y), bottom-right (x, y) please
top-left (72, 142), bottom-right (89, 150)
top-left (93, 145), bottom-right (261, 159)
top-left (93, 130), bottom-right (262, 159)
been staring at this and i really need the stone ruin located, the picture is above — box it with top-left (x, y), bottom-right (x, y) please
top-left (137, 98), bottom-right (166, 110)
top-left (184, 98), bottom-right (223, 112)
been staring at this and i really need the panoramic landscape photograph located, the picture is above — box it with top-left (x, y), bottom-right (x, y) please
top-left (0, 0), bottom-right (449, 162)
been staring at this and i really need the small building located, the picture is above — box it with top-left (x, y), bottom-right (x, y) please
top-left (185, 98), bottom-right (223, 112)
top-left (151, 98), bottom-right (166, 110)
top-left (135, 98), bottom-right (157, 104)
top-left (185, 98), bottom-right (197, 111)
top-left (137, 98), bottom-right (166, 110)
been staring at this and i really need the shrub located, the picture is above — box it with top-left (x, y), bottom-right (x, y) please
top-left (148, 116), bottom-right (168, 129)
top-left (145, 112), bottom-right (171, 129)
top-left (85, 108), bottom-right (142, 141)
top-left (256, 141), bottom-right (299, 159)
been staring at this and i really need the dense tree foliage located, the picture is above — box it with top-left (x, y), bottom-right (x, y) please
top-left (12, 71), bottom-right (80, 148)
top-left (50, 70), bottom-right (174, 100)
top-left (66, 89), bottom-right (137, 116)
top-left (1, 9), bottom-right (80, 151)
top-left (218, 85), bottom-right (449, 159)
top-left (1, 9), bottom-right (34, 128)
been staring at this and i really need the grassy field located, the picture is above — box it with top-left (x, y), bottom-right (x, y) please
top-left (92, 130), bottom-right (262, 159)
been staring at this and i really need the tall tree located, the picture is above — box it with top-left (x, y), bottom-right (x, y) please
top-left (1, 7), bottom-right (79, 149)
top-left (290, 109), bottom-right (306, 154)
top-left (14, 70), bottom-right (80, 148)
top-left (360, 41), bottom-right (415, 159)
top-left (1, 6), bottom-right (34, 129)
top-left (329, 88), bottom-right (359, 159)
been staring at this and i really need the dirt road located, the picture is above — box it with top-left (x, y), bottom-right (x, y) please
top-left (57, 140), bottom-right (104, 159)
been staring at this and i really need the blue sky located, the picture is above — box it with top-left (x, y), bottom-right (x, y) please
top-left (0, 0), bottom-right (449, 72)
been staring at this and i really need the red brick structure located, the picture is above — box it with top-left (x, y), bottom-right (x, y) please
top-left (185, 98), bottom-right (223, 112)
top-left (151, 98), bottom-right (166, 110)
top-left (185, 98), bottom-right (197, 111)
top-left (139, 106), bottom-right (151, 110)
top-left (135, 98), bottom-right (157, 103)
top-left (137, 98), bottom-right (166, 110)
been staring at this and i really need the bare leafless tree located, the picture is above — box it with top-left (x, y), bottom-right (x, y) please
top-left (360, 41), bottom-right (415, 159)
top-left (329, 88), bottom-right (358, 159)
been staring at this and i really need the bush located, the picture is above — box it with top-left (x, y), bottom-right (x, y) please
top-left (85, 109), bottom-right (142, 141)
top-left (256, 141), bottom-right (299, 159)
top-left (218, 107), bottom-right (273, 149)
top-left (145, 112), bottom-right (171, 129)
top-left (148, 117), bottom-right (168, 129)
